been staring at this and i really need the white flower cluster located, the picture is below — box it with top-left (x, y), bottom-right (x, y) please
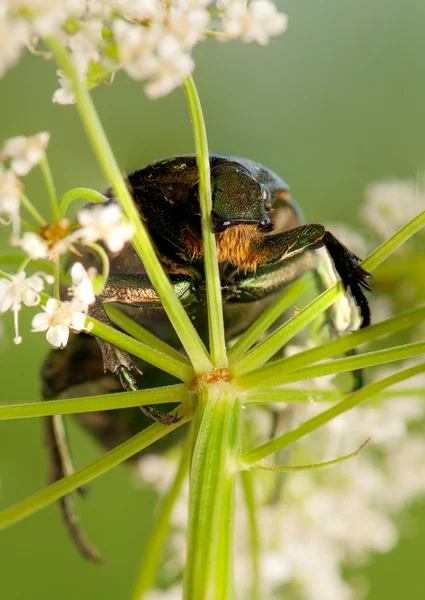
top-left (0, 262), bottom-right (96, 347)
top-left (0, 1), bottom-right (288, 100)
top-left (0, 132), bottom-right (50, 237)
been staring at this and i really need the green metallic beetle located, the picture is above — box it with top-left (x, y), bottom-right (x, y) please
top-left (41, 154), bottom-right (372, 560)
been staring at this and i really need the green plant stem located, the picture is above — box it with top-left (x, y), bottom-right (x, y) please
top-left (236, 341), bottom-right (425, 390)
top-left (106, 305), bottom-right (190, 367)
top-left (58, 187), bottom-right (108, 218)
top-left (39, 154), bottom-right (59, 223)
top-left (240, 362), bottom-right (425, 465)
top-left (242, 387), bottom-right (425, 404)
top-left (228, 276), bottom-right (310, 364)
top-left (88, 317), bottom-right (193, 381)
top-left (240, 436), bottom-right (260, 600)
top-left (131, 425), bottom-right (194, 600)
top-left (254, 438), bottom-right (369, 472)
top-left (86, 317), bottom-right (193, 381)
top-left (232, 206), bottom-right (425, 375)
top-left (183, 76), bottom-right (227, 368)
top-left (47, 36), bottom-right (212, 375)
top-left (19, 193), bottom-right (47, 226)
top-left (0, 406), bottom-right (192, 531)
top-left (53, 258), bottom-right (60, 299)
top-left (237, 304), bottom-right (425, 383)
top-left (184, 383), bottom-right (241, 600)
top-left (84, 241), bottom-right (110, 292)
top-left (0, 384), bottom-right (188, 420)
top-left (280, 304), bottom-right (425, 373)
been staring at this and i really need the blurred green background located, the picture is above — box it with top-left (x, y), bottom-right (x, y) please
top-left (1, 0), bottom-right (425, 598)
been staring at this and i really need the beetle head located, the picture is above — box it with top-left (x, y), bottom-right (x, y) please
top-left (210, 164), bottom-right (274, 234)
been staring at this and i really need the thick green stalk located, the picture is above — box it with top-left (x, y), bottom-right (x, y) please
top-left (184, 383), bottom-right (241, 600)
top-left (131, 426), bottom-right (194, 600)
top-left (47, 36), bottom-right (212, 375)
top-left (183, 76), bottom-right (227, 367)
top-left (106, 305), bottom-right (190, 366)
top-left (0, 384), bottom-right (188, 420)
top-left (232, 206), bottom-right (425, 375)
top-left (240, 362), bottom-right (425, 465)
top-left (228, 277), bottom-right (309, 364)
top-left (236, 341), bottom-right (425, 390)
top-left (0, 407), bottom-right (192, 530)
top-left (58, 187), bottom-right (108, 218)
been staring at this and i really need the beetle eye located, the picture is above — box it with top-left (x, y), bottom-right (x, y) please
top-left (258, 221), bottom-right (275, 233)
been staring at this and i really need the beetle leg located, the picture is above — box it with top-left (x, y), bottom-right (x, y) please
top-left (44, 415), bottom-right (103, 563)
top-left (90, 274), bottom-right (195, 424)
top-left (250, 224), bottom-right (372, 327)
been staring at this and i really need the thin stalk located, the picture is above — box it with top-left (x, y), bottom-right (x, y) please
top-left (0, 407), bottom-right (192, 530)
top-left (88, 317), bottom-right (194, 381)
top-left (238, 304), bottom-right (425, 381)
top-left (106, 305), bottom-right (191, 367)
top-left (240, 362), bottom-right (425, 465)
top-left (228, 276), bottom-right (309, 364)
top-left (131, 425), bottom-right (194, 600)
top-left (0, 384), bottom-right (188, 420)
top-left (84, 241), bottom-right (110, 293)
top-left (39, 154), bottom-right (59, 223)
top-left (242, 387), bottom-right (425, 404)
top-left (254, 438), bottom-right (369, 472)
top-left (58, 187), bottom-right (108, 218)
top-left (20, 193), bottom-right (47, 226)
top-left (232, 206), bottom-right (425, 375)
top-left (236, 341), bottom-right (425, 390)
top-left (53, 258), bottom-right (60, 299)
top-left (240, 434), bottom-right (260, 600)
top-left (47, 36), bottom-right (212, 375)
top-left (183, 76), bottom-right (227, 368)
top-left (184, 383), bottom-right (241, 600)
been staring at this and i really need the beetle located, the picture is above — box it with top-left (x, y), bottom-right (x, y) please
top-left (41, 154), bottom-right (372, 560)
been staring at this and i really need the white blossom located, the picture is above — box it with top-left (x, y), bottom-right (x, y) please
top-left (0, 270), bottom-right (53, 343)
top-left (52, 70), bottom-right (76, 105)
top-left (220, 0), bottom-right (288, 45)
top-left (362, 179), bottom-right (425, 241)
top-left (77, 202), bottom-right (135, 252)
top-left (13, 231), bottom-right (49, 260)
top-left (0, 164), bottom-right (23, 236)
top-left (68, 262), bottom-right (97, 309)
top-left (1, 132), bottom-right (50, 176)
top-left (31, 297), bottom-right (91, 348)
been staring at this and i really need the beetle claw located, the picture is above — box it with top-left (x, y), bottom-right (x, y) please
top-left (323, 232), bottom-right (372, 328)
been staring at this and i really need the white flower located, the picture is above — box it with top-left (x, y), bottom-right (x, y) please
top-left (0, 270), bottom-right (53, 343)
top-left (52, 70), bottom-right (76, 105)
top-left (69, 262), bottom-right (97, 309)
top-left (31, 297), bottom-right (91, 348)
top-left (221, 0), bottom-right (288, 45)
top-left (1, 132), bottom-right (50, 176)
top-left (0, 164), bottom-right (23, 236)
top-left (362, 179), bottom-right (425, 241)
top-left (77, 202), bottom-right (135, 252)
top-left (12, 231), bottom-right (49, 259)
